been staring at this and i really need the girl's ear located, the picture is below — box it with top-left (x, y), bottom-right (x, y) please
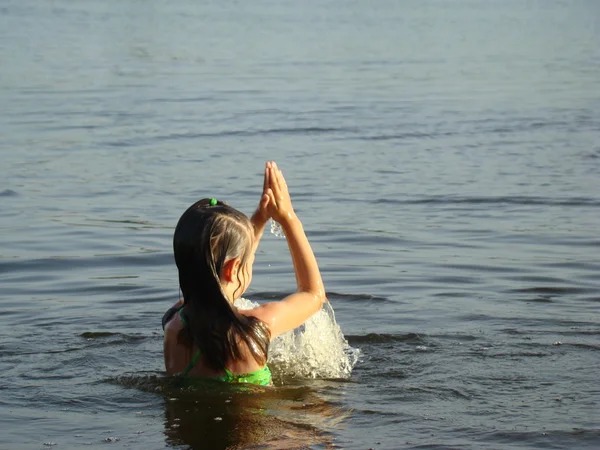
top-left (221, 258), bottom-right (241, 283)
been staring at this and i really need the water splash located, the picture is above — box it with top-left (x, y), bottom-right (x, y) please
top-left (235, 298), bottom-right (360, 380)
top-left (270, 220), bottom-right (285, 238)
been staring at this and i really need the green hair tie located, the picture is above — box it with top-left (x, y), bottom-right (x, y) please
top-left (209, 198), bottom-right (218, 206)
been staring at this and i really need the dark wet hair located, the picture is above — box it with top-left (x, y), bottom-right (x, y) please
top-left (173, 198), bottom-right (270, 371)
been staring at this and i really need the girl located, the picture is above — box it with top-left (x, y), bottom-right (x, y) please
top-left (162, 161), bottom-right (326, 385)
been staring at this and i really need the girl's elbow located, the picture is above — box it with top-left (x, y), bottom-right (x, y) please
top-left (310, 289), bottom-right (326, 306)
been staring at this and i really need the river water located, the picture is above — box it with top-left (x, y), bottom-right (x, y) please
top-left (1, 0), bottom-right (599, 449)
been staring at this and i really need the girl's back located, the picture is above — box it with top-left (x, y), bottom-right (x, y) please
top-left (163, 303), bottom-right (269, 380)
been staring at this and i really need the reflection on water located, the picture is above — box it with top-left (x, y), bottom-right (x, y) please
top-left (114, 374), bottom-right (350, 449)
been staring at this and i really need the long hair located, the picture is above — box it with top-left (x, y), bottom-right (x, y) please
top-left (173, 198), bottom-right (270, 371)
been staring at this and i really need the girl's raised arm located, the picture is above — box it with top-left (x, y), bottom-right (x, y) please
top-left (249, 165), bottom-right (271, 251)
top-left (245, 161), bottom-right (326, 339)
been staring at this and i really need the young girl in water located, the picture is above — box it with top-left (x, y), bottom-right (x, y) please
top-left (162, 161), bottom-right (326, 385)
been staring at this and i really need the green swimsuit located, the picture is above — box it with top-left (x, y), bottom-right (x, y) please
top-left (175, 308), bottom-right (272, 386)
top-left (179, 349), bottom-right (272, 385)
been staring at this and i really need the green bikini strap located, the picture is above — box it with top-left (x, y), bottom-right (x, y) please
top-left (181, 349), bottom-right (201, 376)
top-left (190, 349), bottom-right (201, 366)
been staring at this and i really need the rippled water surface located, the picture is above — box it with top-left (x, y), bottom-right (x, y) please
top-left (1, 0), bottom-right (599, 449)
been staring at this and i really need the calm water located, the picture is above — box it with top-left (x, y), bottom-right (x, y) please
top-left (1, 0), bottom-right (600, 448)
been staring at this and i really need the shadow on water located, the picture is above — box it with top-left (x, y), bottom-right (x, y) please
top-left (113, 374), bottom-right (351, 449)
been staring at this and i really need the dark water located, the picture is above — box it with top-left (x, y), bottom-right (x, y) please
top-left (1, 0), bottom-right (600, 448)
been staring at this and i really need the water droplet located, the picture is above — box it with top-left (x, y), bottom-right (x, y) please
top-left (270, 220), bottom-right (285, 238)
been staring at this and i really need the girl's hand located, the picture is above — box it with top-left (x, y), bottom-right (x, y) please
top-left (250, 164), bottom-right (271, 239)
top-left (265, 161), bottom-right (296, 224)
top-left (253, 164), bottom-right (271, 223)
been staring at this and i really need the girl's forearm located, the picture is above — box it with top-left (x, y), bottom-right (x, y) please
top-left (280, 215), bottom-right (325, 299)
top-left (250, 210), bottom-right (268, 249)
